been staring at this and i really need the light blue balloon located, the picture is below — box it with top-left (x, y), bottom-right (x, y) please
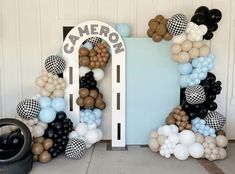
top-left (189, 81), bottom-right (195, 86)
top-left (38, 97), bottom-right (51, 108)
top-left (192, 117), bottom-right (200, 124)
top-left (51, 97), bottom-right (66, 112)
top-left (179, 75), bottom-right (189, 88)
top-left (199, 124), bottom-right (206, 130)
top-left (178, 63), bottom-right (193, 75)
top-left (116, 23), bottom-right (130, 37)
top-left (203, 131), bottom-right (209, 136)
top-left (84, 115), bottom-right (90, 122)
top-left (207, 62), bottom-right (214, 70)
top-left (198, 129), bottom-right (204, 134)
top-left (83, 42), bottom-right (93, 50)
top-left (201, 67), bottom-right (208, 73)
top-left (89, 113), bottom-right (96, 120)
top-left (39, 107), bottom-right (56, 123)
top-left (96, 118), bottom-right (102, 126)
top-left (93, 108), bottom-right (102, 118)
top-left (211, 134), bottom-right (216, 138)
top-left (200, 119), bottom-right (206, 125)
top-left (195, 123), bottom-right (200, 129)
top-left (192, 126), bottom-right (197, 133)
top-left (209, 128), bottom-right (215, 134)
top-left (193, 79), bottom-right (200, 85)
top-left (205, 125), bottom-right (210, 131)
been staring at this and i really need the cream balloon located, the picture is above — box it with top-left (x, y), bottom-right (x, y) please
top-left (45, 83), bottom-right (56, 92)
top-left (157, 135), bottom-right (167, 145)
top-left (148, 138), bottom-right (159, 152)
top-left (181, 40), bottom-right (193, 52)
top-left (178, 52), bottom-right (190, 63)
top-left (53, 89), bottom-right (64, 97)
top-left (40, 88), bottom-right (50, 97)
top-left (79, 66), bottom-right (91, 77)
top-left (171, 44), bottom-right (181, 54)
top-left (189, 48), bottom-right (199, 59)
top-left (149, 131), bottom-right (158, 138)
top-left (218, 147), bottom-right (227, 159)
top-left (199, 45), bottom-right (210, 57)
top-left (193, 41), bottom-right (203, 48)
top-left (35, 77), bottom-right (45, 87)
top-left (92, 68), bottom-right (104, 81)
top-left (216, 135), bottom-right (228, 148)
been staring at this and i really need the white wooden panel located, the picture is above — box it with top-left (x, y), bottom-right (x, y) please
top-left (156, 0), bottom-right (174, 18)
top-left (58, 0), bottom-right (77, 20)
top-left (117, 0), bottom-right (137, 36)
top-left (210, 0), bottom-right (230, 117)
top-left (193, 0), bottom-right (212, 8)
top-left (136, 0), bottom-right (154, 36)
top-left (78, 0), bottom-right (98, 22)
top-left (0, 0), bottom-right (4, 120)
top-left (97, 0), bottom-right (116, 23)
top-left (40, 0), bottom-right (61, 62)
top-left (1, 0), bottom-right (21, 118)
top-left (175, 0), bottom-right (194, 19)
top-left (19, 0), bottom-right (42, 98)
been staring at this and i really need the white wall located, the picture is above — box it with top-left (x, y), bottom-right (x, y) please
top-left (0, 0), bottom-right (234, 139)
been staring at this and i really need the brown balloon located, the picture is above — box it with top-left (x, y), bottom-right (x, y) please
top-left (147, 29), bottom-right (154, 37)
top-left (32, 143), bottom-right (44, 155)
top-left (76, 97), bottom-right (84, 107)
top-left (79, 56), bottom-right (90, 66)
top-left (34, 137), bottom-right (45, 144)
top-left (152, 33), bottom-right (162, 42)
top-left (89, 49), bottom-right (97, 57)
top-left (163, 32), bottom-right (173, 41)
top-left (156, 24), bottom-right (167, 36)
top-left (84, 96), bottom-right (95, 108)
top-left (149, 21), bottom-right (158, 31)
top-left (165, 116), bottom-right (176, 124)
top-left (33, 155), bottom-right (39, 162)
top-left (155, 15), bottom-right (164, 22)
top-left (89, 89), bottom-right (98, 99)
top-left (39, 151), bottom-right (52, 163)
top-left (216, 130), bottom-right (226, 136)
top-left (79, 88), bottom-right (89, 98)
top-left (79, 47), bottom-right (89, 56)
top-left (43, 139), bottom-right (53, 150)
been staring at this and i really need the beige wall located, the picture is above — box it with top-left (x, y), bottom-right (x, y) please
top-left (0, 0), bottom-right (235, 139)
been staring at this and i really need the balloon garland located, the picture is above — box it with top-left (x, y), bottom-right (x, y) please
top-left (148, 6), bottom-right (228, 161)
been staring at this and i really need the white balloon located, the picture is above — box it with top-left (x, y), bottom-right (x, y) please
top-left (157, 126), bottom-right (164, 135)
top-left (96, 129), bottom-right (103, 141)
top-left (79, 66), bottom-right (91, 77)
top-left (179, 130), bottom-right (196, 146)
top-left (199, 25), bottom-right (208, 34)
top-left (69, 131), bottom-right (80, 139)
top-left (189, 143), bottom-right (204, 158)
top-left (86, 143), bottom-right (92, 148)
top-left (32, 125), bottom-right (45, 137)
top-left (85, 129), bottom-right (99, 144)
top-left (88, 122), bottom-right (97, 129)
top-left (162, 125), bottom-right (172, 136)
top-left (37, 121), bottom-right (48, 129)
top-left (169, 124), bottom-right (179, 134)
top-left (174, 144), bottom-right (189, 160)
top-left (168, 134), bottom-right (179, 144)
top-left (75, 123), bottom-right (88, 136)
top-left (92, 68), bottom-right (104, 81)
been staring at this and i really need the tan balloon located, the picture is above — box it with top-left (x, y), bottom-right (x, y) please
top-left (195, 133), bottom-right (204, 144)
top-left (216, 135), bottom-right (228, 148)
top-left (40, 88), bottom-right (50, 97)
top-left (53, 89), bottom-right (64, 97)
top-left (45, 83), bottom-right (56, 92)
top-left (43, 139), bottom-right (53, 150)
top-left (171, 44), bottom-right (181, 54)
top-left (157, 135), bottom-right (167, 145)
top-left (39, 151), bottom-right (52, 163)
top-left (156, 24), bottom-right (167, 36)
top-left (181, 40), bottom-right (193, 52)
top-left (193, 41), bottom-right (203, 48)
top-left (218, 147), bottom-right (227, 159)
top-left (35, 77), bottom-right (45, 87)
top-left (79, 47), bottom-right (89, 56)
top-left (199, 45), bottom-right (210, 57)
top-left (205, 136), bottom-right (216, 144)
top-left (34, 137), bottom-right (45, 143)
top-left (178, 52), bottom-right (190, 63)
top-left (148, 138), bottom-right (159, 152)
top-left (147, 29), bottom-right (154, 37)
top-left (165, 116), bottom-right (176, 125)
top-left (172, 54), bottom-right (179, 61)
top-left (32, 143), bottom-right (44, 155)
top-left (189, 47), bottom-right (199, 59)
top-left (149, 131), bottom-right (158, 138)
top-left (163, 32), bottom-right (173, 41)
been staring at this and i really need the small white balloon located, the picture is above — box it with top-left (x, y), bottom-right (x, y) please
top-left (179, 130), bottom-right (196, 146)
top-left (189, 143), bottom-right (204, 158)
top-left (85, 129), bottom-right (99, 144)
top-left (88, 123), bottom-right (97, 130)
top-left (37, 121), bottom-right (48, 129)
top-left (96, 129), bottom-right (103, 141)
top-left (75, 123), bottom-right (88, 136)
top-left (162, 125), bottom-right (172, 136)
top-left (174, 144), bottom-right (189, 160)
top-left (169, 124), bottom-right (179, 134)
top-left (69, 131), bottom-right (80, 139)
top-left (92, 68), bottom-right (104, 81)
top-left (79, 66), bottom-right (91, 77)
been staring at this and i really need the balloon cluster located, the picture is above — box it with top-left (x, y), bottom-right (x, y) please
top-left (38, 97), bottom-right (66, 123)
top-left (76, 88), bottom-right (106, 110)
top-left (32, 137), bottom-right (53, 163)
top-left (181, 72), bottom-right (222, 120)
top-left (80, 109), bottom-right (102, 127)
top-left (191, 6), bottom-right (222, 40)
top-left (191, 117), bottom-right (216, 137)
top-left (179, 53), bottom-right (215, 88)
top-left (43, 111), bottom-right (73, 158)
top-left (79, 42), bottom-right (110, 69)
top-left (171, 40), bottom-right (210, 63)
top-left (16, 116), bottom-right (48, 138)
top-left (69, 123), bottom-right (103, 148)
top-left (79, 71), bottom-right (97, 90)
top-left (35, 71), bottom-right (66, 98)
top-left (165, 106), bottom-right (192, 131)
top-left (147, 15), bottom-right (173, 42)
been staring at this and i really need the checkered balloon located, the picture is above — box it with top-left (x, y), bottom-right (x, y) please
top-left (16, 99), bottom-right (40, 119)
top-left (87, 37), bottom-right (102, 46)
top-left (167, 14), bottom-right (188, 36)
top-left (65, 139), bottom-right (86, 159)
top-left (44, 55), bottom-right (66, 75)
top-left (185, 85), bottom-right (206, 105)
top-left (204, 111), bottom-right (226, 131)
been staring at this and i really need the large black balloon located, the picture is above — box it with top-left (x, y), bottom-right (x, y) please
top-left (207, 9), bottom-right (222, 23)
top-left (195, 6), bottom-right (209, 15)
top-left (191, 13), bottom-right (207, 25)
top-left (203, 32), bottom-right (213, 40)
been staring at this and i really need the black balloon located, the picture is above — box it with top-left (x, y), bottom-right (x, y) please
top-left (195, 6), bottom-right (209, 15)
top-left (43, 111), bottom-right (73, 158)
top-left (191, 13), bottom-right (207, 25)
top-left (207, 9), bottom-right (222, 23)
top-left (203, 32), bottom-right (213, 40)
top-left (80, 71), bottom-right (98, 90)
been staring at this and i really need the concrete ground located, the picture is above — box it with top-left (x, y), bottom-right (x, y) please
top-left (30, 142), bottom-right (235, 174)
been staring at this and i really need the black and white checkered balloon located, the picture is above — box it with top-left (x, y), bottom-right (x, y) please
top-left (204, 111), bottom-right (226, 131)
top-left (65, 139), bottom-right (86, 159)
top-left (87, 37), bottom-right (102, 46)
top-left (16, 99), bottom-right (40, 119)
top-left (185, 85), bottom-right (206, 105)
top-left (44, 55), bottom-right (66, 75)
top-left (167, 14), bottom-right (188, 36)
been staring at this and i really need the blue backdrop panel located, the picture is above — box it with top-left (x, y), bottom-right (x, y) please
top-left (124, 38), bottom-right (180, 145)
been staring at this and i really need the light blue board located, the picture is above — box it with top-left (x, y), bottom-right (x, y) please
top-left (124, 38), bottom-right (180, 145)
